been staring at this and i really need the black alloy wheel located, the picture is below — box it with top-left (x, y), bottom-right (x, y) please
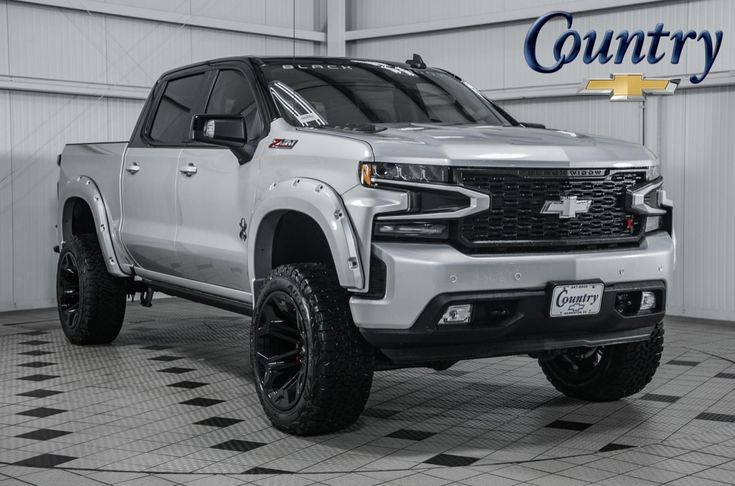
top-left (538, 322), bottom-right (664, 402)
top-left (55, 234), bottom-right (127, 345)
top-left (249, 263), bottom-right (374, 435)
top-left (253, 290), bottom-right (308, 411)
top-left (57, 252), bottom-right (81, 330)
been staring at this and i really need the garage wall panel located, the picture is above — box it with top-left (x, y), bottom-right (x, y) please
top-left (0, 1), bottom-right (8, 76)
top-left (0, 90), bottom-right (12, 309)
top-left (348, 26), bottom-right (505, 89)
top-left (106, 17), bottom-right (192, 87)
top-left (265, 38), bottom-right (320, 56)
top-left (679, 86), bottom-right (735, 319)
top-left (190, 29), bottom-right (266, 63)
top-left (103, 0), bottom-right (191, 13)
top-left (498, 96), bottom-right (642, 144)
top-left (8, 3), bottom-right (107, 83)
top-left (655, 95), bottom-right (686, 314)
top-left (266, 0), bottom-right (320, 30)
top-left (107, 98), bottom-right (146, 141)
top-left (348, 0), bottom-right (507, 30)
top-left (190, 0), bottom-right (265, 23)
top-left (10, 93), bottom-right (109, 310)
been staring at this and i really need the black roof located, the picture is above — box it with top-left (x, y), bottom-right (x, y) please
top-left (160, 55), bottom-right (418, 78)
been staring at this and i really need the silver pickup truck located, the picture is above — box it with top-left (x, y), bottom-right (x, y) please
top-left (56, 55), bottom-right (675, 435)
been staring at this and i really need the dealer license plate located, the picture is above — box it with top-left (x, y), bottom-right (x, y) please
top-left (550, 283), bottom-right (604, 317)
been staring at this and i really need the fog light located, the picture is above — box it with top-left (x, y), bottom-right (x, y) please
top-left (645, 216), bottom-right (662, 232)
top-left (615, 292), bottom-right (637, 315)
top-left (640, 291), bottom-right (657, 311)
top-left (439, 304), bottom-right (472, 325)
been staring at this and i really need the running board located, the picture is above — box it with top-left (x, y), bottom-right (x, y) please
top-left (145, 280), bottom-right (253, 316)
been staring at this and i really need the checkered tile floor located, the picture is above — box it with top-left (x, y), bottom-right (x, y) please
top-left (1, 299), bottom-right (735, 485)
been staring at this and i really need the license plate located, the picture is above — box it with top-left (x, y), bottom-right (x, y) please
top-left (550, 283), bottom-right (604, 317)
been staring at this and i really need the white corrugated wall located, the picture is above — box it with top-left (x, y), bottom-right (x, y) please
top-left (0, 0), bottom-right (326, 311)
top-left (346, 0), bottom-right (735, 321)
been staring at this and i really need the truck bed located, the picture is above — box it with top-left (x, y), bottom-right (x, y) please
top-left (59, 142), bottom-right (128, 245)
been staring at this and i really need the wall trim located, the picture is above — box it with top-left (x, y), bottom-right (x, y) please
top-left (345, 0), bottom-right (670, 41)
top-left (0, 75), bottom-right (150, 100)
top-left (12, 0), bottom-right (327, 42)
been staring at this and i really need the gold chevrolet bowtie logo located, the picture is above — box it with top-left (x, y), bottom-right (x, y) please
top-left (579, 74), bottom-right (679, 101)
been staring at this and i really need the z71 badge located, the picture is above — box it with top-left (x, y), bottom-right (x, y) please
top-left (268, 139), bottom-right (298, 149)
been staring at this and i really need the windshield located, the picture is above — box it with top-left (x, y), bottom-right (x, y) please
top-left (257, 60), bottom-right (511, 129)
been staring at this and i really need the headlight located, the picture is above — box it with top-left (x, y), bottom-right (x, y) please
top-left (374, 221), bottom-right (449, 239)
top-left (360, 162), bottom-right (450, 187)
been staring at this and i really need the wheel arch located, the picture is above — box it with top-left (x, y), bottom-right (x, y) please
top-left (249, 178), bottom-right (364, 294)
top-left (58, 176), bottom-right (128, 277)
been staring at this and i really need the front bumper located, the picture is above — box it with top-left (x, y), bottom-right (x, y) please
top-left (349, 231), bottom-right (674, 363)
top-left (360, 281), bottom-right (664, 365)
top-left (350, 231), bottom-right (674, 330)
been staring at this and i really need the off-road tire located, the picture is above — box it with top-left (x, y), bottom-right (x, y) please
top-left (250, 263), bottom-right (374, 435)
top-left (539, 322), bottom-right (664, 402)
top-left (56, 234), bottom-right (127, 344)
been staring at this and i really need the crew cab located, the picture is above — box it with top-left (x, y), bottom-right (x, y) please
top-left (56, 55), bottom-right (675, 435)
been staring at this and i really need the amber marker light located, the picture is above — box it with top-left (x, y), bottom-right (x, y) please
top-left (360, 162), bottom-right (374, 187)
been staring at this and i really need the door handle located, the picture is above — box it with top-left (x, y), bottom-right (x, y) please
top-left (126, 163), bottom-right (140, 175)
top-left (179, 163), bottom-right (198, 177)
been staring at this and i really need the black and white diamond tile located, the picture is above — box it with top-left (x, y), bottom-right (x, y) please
top-left (180, 397), bottom-right (225, 407)
top-left (16, 429), bottom-right (72, 441)
top-left (0, 299), bottom-right (734, 485)
top-left (158, 366), bottom-right (196, 374)
top-left (13, 454), bottom-right (77, 467)
top-left (17, 361), bottom-right (56, 368)
top-left (167, 380), bottom-right (208, 389)
top-left (18, 350), bottom-right (54, 356)
top-left (16, 389), bottom-right (63, 398)
top-left (148, 355), bottom-right (183, 362)
top-left (212, 439), bottom-right (267, 452)
top-left (17, 374), bottom-right (59, 382)
top-left (194, 417), bottom-right (243, 427)
top-left (17, 407), bottom-right (66, 418)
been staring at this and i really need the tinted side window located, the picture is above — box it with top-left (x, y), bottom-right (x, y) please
top-left (206, 70), bottom-right (264, 143)
top-left (150, 73), bottom-right (208, 144)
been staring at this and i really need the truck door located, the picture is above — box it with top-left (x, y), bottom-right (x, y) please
top-left (174, 67), bottom-right (266, 294)
top-left (121, 71), bottom-right (212, 276)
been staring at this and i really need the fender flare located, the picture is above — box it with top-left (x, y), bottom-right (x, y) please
top-left (58, 176), bottom-right (128, 277)
top-left (249, 178), bottom-right (364, 292)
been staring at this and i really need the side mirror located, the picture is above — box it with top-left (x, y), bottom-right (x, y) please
top-left (520, 122), bottom-right (546, 129)
top-left (191, 114), bottom-right (253, 163)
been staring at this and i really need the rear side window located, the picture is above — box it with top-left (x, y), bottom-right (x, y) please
top-left (206, 70), bottom-right (264, 143)
top-left (150, 72), bottom-right (209, 144)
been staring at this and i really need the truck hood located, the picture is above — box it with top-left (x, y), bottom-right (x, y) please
top-left (330, 124), bottom-right (656, 168)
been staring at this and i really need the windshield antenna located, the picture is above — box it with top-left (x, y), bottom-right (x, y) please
top-left (292, 0), bottom-right (296, 59)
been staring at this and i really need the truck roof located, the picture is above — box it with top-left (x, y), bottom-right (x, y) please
top-left (160, 56), bottom-right (419, 78)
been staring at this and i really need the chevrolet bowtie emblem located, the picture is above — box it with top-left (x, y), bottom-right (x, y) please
top-left (579, 74), bottom-right (679, 101)
top-left (541, 196), bottom-right (592, 219)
